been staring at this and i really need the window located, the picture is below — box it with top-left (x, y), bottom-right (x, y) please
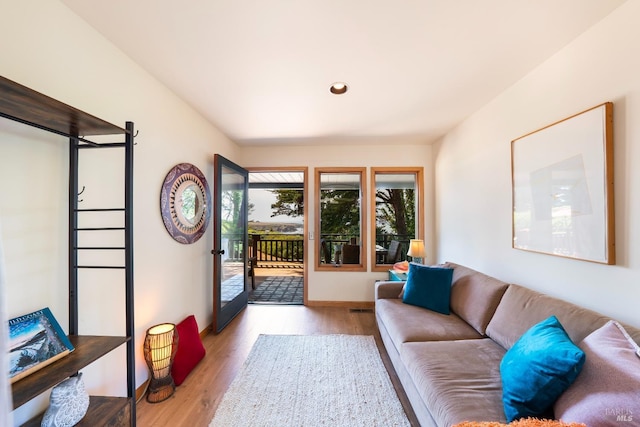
top-left (315, 168), bottom-right (366, 271)
top-left (370, 167), bottom-right (423, 272)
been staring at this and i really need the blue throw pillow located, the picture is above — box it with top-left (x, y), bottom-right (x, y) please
top-left (401, 263), bottom-right (453, 314)
top-left (500, 315), bottom-right (586, 422)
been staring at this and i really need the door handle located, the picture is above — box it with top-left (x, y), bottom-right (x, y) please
top-left (211, 249), bottom-right (225, 255)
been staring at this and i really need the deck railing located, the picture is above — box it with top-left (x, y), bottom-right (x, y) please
top-left (319, 233), bottom-right (414, 264)
top-left (226, 233), bottom-right (414, 266)
top-left (250, 234), bottom-right (303, 264)
top-left (225, 234), bottom-right (303, 266)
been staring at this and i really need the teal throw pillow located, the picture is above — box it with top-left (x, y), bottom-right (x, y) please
top-left (401, 263), bottom-right (453, 314)
top-left (500, 315), bottom-right (585, 422)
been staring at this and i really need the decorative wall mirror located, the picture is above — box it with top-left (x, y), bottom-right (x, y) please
top-left (161, 163), bottom-right (212, 244)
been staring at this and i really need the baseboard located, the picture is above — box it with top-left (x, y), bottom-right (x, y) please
top-left (305, 300), bottom-right (374, 309)
top-left (136, 379), bottom-right (149, 402)
top-left (201, 323), bottom-right (212, 339)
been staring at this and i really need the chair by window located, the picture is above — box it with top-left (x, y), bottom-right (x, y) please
top-left (342, 244), bottom-right (360, 264)
top-left (320, 239), bottom-right (332, 264)
top-left (248, 256), bottom-right (257, 290)
top-left (386, 240), bottom-right (402, 264)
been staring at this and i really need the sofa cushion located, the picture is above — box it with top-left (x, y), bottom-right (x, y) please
top-left (445, 262), bottom-right (509, 335)
top-left (401, 339), bottom-right (508, 426)
top-left (376, 298), bottom-right (482, 353)
top-left (500, 316), bottom-right (585, 422)
top-left (485, 284), bottom-right (611, 351)
top-left (402, 263), bottom-right (453, 314)
top-left (554, 320), bottom-right (640, 425)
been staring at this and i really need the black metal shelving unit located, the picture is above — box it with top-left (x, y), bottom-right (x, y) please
top-left (2, 75), bottom-right (135, 426)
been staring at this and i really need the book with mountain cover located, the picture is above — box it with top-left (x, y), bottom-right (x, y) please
top-left (9, 307), bottom-right (74, 383)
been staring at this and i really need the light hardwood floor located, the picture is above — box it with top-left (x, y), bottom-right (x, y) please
top-left (136, 305), bottom-right (418, 426)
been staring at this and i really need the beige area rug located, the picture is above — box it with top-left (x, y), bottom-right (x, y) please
top-left (209, 334), bottom-right (410, 427)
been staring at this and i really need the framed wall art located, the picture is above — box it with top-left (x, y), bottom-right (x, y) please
top-left (161, 163), bottom-right (211, 244)
top-left (511, 102), bottom-right (614, 264)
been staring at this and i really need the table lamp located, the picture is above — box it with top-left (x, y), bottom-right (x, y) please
top-left (144, 323), bottom-right (179, 403)
top-left (407, 239), bottom-right (426, 264)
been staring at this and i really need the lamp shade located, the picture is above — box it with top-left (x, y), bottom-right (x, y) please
top-left (407, 239), bottom-right (426, 264)
top-left (144, 323), bottom-right (179, 403)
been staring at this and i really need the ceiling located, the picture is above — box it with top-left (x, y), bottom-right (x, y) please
top-left (61, 0), bottom-right (625, 146)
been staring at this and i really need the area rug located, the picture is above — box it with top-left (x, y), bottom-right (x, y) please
top-left (209, 334), bottom-right (410, 426)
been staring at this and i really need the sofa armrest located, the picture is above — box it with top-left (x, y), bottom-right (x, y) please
top-left (375, 280), bottom-right (405, 300)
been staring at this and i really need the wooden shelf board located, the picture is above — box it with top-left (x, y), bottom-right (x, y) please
top-left (22, 396), bottom-right (132, 427)
top-left (0, 75), bottom-right (126, 137)
top-left (11, 335), bottom-right (128, 409)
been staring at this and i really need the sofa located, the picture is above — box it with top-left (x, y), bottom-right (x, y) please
top-left (375, 262), bottom-right (640, 427)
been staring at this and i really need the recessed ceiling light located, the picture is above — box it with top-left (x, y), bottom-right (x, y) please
top-left (330, 82), bottom-right (348, 95)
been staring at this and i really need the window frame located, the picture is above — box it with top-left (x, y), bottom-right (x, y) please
top-left (370, 167), bottom-right (424, 272)
top-left (314, 167), bottom-right (367, 271)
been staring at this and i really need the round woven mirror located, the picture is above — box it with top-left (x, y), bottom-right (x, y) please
top-left (160, 163), bottom-right (211, 244)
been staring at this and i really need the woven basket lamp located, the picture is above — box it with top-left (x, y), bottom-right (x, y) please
top-left (143, 323), bottom-right (179, 403)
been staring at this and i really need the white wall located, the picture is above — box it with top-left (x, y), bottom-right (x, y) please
top-left (0, 1), bottom-right (238, 424)
top-left (434, 1), bottom-right (640, 328)
top-left (240, 142), bottom-right (434, 302)
top-left (0, 220), bottom-right (13, 427)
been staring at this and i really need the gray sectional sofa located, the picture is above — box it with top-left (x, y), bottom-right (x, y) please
top-left (375, 262), bottom-right (640, 427)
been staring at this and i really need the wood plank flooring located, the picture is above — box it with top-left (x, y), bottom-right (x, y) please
top-left (136, 305), bottom-right (418, 426)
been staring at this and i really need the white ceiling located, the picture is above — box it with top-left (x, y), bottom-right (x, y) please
top-left (61, 0), bottom-right (625, 146)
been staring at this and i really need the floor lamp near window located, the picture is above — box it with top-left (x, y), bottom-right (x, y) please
top-left (407, 239), bottom-right (425, 265)
top-left (144, 323), bottom-right (178, 403)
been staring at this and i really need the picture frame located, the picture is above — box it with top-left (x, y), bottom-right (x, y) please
top-left (511, 102), bottom-right (614, 264)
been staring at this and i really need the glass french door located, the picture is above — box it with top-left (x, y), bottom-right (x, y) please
top-left (212, 154), bottom-right (249, 333)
